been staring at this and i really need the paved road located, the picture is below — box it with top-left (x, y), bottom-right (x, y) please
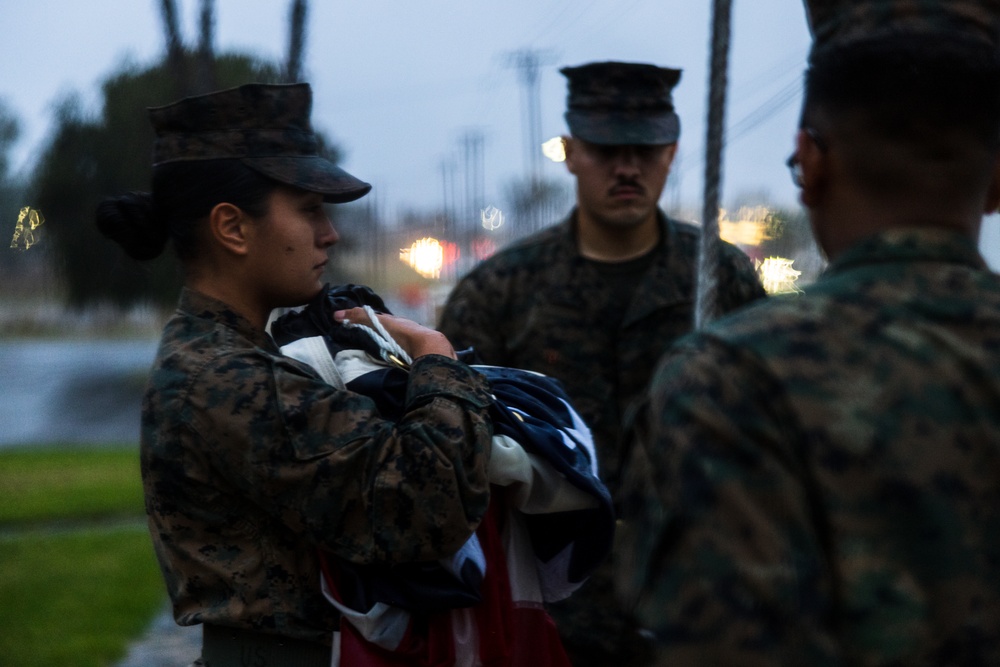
top-left (0, 338), bottom-right (157, 447)
top-left (114, 604), bottom-right (201, 667)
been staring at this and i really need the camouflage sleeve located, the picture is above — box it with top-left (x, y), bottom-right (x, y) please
top-left (718, 242), bottom-right (768, 314)
top-left (617, 334), bottom-right (841, 666)
top-left (193, 352), bottom-right (493, 565)
top-left (437, 266), bottom-right (510, 365)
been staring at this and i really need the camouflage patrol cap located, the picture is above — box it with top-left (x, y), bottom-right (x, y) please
top-left (148, 83), bottom-right (371, 203)
top-left (805, 0), bottom-right (1000, 56)
top-left (561, 61), bottom-right (682, 145)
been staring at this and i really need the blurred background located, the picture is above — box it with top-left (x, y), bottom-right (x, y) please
top-left (1, 3), bottom-right (999, 662)
top-left (0, 0), bottom-right (1000, 667)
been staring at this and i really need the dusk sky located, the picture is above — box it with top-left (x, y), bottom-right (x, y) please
top-left (1, 1), bottom-right (997, 265)
top-left (2, 1), bottom-right (810, 212)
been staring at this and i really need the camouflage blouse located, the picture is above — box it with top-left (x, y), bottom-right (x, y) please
top-left (438, 210), bottom-right (765, 492)
top-left (619, 228), bottom-right (1000, 665)
top-left (141, 288), bottom-right (492, 644)
top-left (438, 210), bottom-right (765, 666)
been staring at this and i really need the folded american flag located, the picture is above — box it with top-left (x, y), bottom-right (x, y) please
top-left (272, 284), bottom-right (614, 667)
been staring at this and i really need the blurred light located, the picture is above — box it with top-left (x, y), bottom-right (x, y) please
top-left (400, 237), bottom-right (445, 280)
top-left (718, 206), bottom-right (772, 248)
top-left (542, 137), bottom-right (566, 163)
top-left (472, 238), bottom-right (497, 261)
top-left (757, 256), bottom-right (802, 294)
top-left (481, 205), bottom-right (504, 231)
top-left (398, 284), bottom-right (427, 307)
top-left (441, 240), bottom-right (460, 266)
top-left (10, 206), bottom-right (44, 250)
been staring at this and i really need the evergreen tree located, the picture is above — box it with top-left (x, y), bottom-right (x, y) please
top-left (29, 1), bottom-right (341, 308)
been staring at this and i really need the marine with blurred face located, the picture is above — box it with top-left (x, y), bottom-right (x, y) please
top-left (617, 1), bottom-right (1000, 664)
top-left (438, 61), bottom-right (765, 667)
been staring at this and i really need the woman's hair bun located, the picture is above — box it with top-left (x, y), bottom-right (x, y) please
top-left (94, 191), bottom-right (169, 261)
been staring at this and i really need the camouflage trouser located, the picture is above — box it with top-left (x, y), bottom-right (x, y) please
top-left (547, 565), bottom-right (655, 667)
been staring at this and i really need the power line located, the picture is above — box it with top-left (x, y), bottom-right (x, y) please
top-left (677, 53), bottom-right (805, 179)
top-left (726, 78), bottom-right (802, 144)
top-left (524, 0), bottom-right (603, 47)
top-left (571, 0), bottom-right (652, 48)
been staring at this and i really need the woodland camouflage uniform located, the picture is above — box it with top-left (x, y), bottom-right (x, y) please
top-left (618, 230), bottom-right (1000, 665)
top-left (438, 61), bottom-right (766, 666)
top-left (439, 212), bottom-right (764, 489)
top-left (617, 1), bottom-right (1000, 663)
top-left (138, 84), bottom-right (492, 650)
top-left (143, 288), bottom-right (492, 644)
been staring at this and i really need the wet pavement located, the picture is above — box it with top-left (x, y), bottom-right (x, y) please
top-left (0, 338), bottom-right (157, 447)
top-left (114, 604), bottom-right (201, 667)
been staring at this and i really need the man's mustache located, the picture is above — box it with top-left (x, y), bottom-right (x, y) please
top-left (610, 179), bottom-right (645, 195)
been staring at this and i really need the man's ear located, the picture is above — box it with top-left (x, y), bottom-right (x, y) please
top-left (562, 136), bottom-right (578, 176)
top-left (208, 202), bottom-right (251, 256)
top-left (797, 129), bottom-right (827, 209)
top-left (984, 156), bottom-right (1000, 214)
top-left (663, 142), bottom-right (679, 169)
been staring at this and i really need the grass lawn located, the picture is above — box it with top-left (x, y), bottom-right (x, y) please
top-left (0, 446), bottom-right (145, 525)
top-left (0, 446), bottom-right (168, 667)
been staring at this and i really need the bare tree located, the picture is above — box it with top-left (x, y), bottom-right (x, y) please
top-left (195, 0), bottom-right (218, 93)
top-left (285, 0), bottom-right (308, 83)
top-left (159, 0), bottom-right (190, 95)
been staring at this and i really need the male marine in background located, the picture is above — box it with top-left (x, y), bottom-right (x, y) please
top-left (438, 61), bottom-right (765, 667)
top-left (617, 1), bottom-right (1000, 664)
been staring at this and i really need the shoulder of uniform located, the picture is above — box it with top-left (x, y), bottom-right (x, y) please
top-left (465, 223), bottom-right (569, 276)
top-left (708, 286), bottom-right (834, 343)
top-left (669, 218), bottom-right (701, 238)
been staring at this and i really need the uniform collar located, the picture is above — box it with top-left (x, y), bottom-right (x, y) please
top-left (563, 207), bottom-right (675, 258)
top-left (826, 228), bottom-right (988, 276)
top-left (552, 209), bottom-right (691, 323)
top-left (177, 287), bottom-right (278, 351)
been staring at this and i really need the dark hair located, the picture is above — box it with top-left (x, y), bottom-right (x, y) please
top-left (804, 35), bottom-right (1000, 148)
top-left (95, 160), bottom-right (278, 262)
top-left (801, 35), bottom-right (1000, 199)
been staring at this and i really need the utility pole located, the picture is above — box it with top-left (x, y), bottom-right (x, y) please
top-left (440, 157), bottom-right (458, 241)
top-left (505, 49), bottom-right (553, 186)
top-left (459, 130), bottom-right (485, 225)
top-left (697, 0), bottom-right (734, 329)
top-left (459, 129), bottom-right (485, 274)
top-left (285, 0), bottom-right (309, 83)
top-left (506, 48), bottom-right (555, 233)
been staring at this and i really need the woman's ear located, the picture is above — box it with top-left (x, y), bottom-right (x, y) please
top-left (208, 202), bottom-right (251, 256)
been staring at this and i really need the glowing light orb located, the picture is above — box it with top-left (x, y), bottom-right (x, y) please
top-left (542, 137), bottom-right (566, 163)
top-left (400, 238), bottom-right (445, 280)
top-left (472, 238), bottom-right (496, 260)
top-left (757, 256), bottom-right (802, 294)
top-left (718, 206), bottom-right (772, 248)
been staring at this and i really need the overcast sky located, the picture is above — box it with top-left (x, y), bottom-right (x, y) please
top-left (1, 1), bottom-right (997, 265)
top-left (2, 1), bottom-right (810, 211)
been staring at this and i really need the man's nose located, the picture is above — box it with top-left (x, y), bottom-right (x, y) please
top-left (612, 147), bottom-right (642, 174)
